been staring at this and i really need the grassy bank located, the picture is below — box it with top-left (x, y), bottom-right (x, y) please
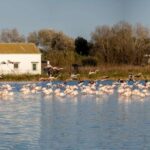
top-left (0, 74), bottom-right (47, 82)
top-left (0, 65), bottom-right (150, 81)
top-left (0, 65), bottom-right (150, 82)
top-left (63, 64), bottom-right (150, 80)
top-left (62, 65), bottom-right (150, 80)
top-left (80, 65), bottom-right (150, 80)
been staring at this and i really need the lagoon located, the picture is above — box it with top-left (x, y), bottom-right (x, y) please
top-left (0, 81), bottom-right (150, 150)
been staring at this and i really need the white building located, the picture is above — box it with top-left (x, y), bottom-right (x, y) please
top-left (0, 43), bottom-right (41, 75)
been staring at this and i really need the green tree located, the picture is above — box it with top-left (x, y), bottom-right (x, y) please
top-left (75, 37), bottom-right (90, 56)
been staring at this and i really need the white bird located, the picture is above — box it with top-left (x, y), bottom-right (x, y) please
top-left (43, 89), bottom-right (53, 95)
top-left (70, 74), bottom-right (80, 80)
top-left (88, 70), bottom-right (99, 75)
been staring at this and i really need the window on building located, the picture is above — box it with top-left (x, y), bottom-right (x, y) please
top-left (14, 63), bottom-right (19, 69)
top-left (32, 63), bottom-right (37, 71)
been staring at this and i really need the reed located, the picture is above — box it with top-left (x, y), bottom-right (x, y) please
top-left (63, 64), bottom-right (150, 80)
top-left (0, 64), bottom-right (150, 81)
top-left (0, 74), bottom-right (46, 81)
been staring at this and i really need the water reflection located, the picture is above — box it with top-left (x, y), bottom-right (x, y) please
top-left (39, 92), bottom-right (150, 150)
top-left (0, 82), bottom-right (149, 149)
top-left (0, 93), bottom-right (41, 149)
top-left (40, 95), bottom-right (78, 150)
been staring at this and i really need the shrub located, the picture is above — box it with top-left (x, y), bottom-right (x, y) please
top-left (82, 57), bottom-right (98, 66)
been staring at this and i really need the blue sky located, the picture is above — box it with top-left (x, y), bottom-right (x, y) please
top-left (0, 0), bottom-right (149, 38)
top-left (125, 0), bottom-right (150, 26)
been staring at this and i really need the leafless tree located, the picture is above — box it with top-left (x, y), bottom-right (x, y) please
top-left (0, 28), bottom-right (25, 43)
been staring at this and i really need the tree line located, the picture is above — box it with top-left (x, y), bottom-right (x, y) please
top-left (1, 22), bottom-right (150, 66)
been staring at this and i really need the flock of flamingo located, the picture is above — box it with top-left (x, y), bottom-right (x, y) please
top-left (0, 80), bottom-right (149, 100)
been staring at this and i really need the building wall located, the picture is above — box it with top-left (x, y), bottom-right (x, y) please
top-left (0, 54), bottom-right (41, 74)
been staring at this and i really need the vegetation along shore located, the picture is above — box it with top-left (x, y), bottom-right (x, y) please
top-left (0, 64), bottom-right (150, 81)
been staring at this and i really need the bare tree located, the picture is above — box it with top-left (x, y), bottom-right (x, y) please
top-left (0, 28), bottom-right (25, 43)
top-left (27, 31), bottom-right (39, 45)
top-left (27, 29), bottom-right (74, 52)
top-left (91, 22), bottom-right (150, 65)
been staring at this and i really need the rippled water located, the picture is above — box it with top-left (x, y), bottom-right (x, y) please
top-left (0, 81), bottom-right (150, 150)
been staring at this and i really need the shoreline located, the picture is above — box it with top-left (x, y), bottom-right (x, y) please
top-left (0, 76), bottom-right (148, 82)
top-left (0, 64), bottom-right (150, 81)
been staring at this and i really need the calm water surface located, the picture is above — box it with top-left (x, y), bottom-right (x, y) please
top-left (0, 81), bottom-right (150, 150)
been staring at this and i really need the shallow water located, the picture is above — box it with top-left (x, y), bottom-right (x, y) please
top-left (0, 81), bottom-right (150, 150)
